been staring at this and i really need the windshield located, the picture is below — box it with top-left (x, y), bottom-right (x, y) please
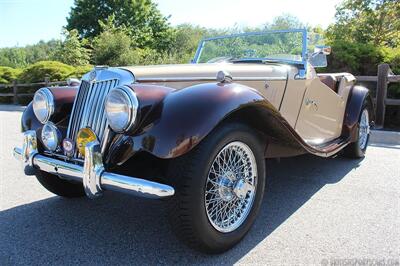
top-left (194, 29), bottom-right (307, 65)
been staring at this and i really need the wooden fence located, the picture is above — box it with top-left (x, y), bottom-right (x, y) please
top-left (0, 77), bottom-right (67, 104)
top-left (356, 63), bottom-right (400, 129)
top-left (0, 64), bottom-right (399, 128)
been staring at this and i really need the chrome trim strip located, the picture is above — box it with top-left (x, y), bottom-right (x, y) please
top-left (100, 126), bottom-right (112, 154)
top-left (92, 81), bottom-right (106, 136)
top-left (137, 76), bottom-right (287, 83)
top-left (13, 132), bottom-right (175, 199)
top-left (239, 77), bottom-right (287, 81)
top-left (43, 151), bottom-right (85, 164)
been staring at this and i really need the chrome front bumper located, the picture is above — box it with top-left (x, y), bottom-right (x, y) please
top-left (13, 130), bottom-right (175, 199)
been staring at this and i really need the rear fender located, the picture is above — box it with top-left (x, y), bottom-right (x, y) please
top-left (342, 85), bottom-right (374, 142)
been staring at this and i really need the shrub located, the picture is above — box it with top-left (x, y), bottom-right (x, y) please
top-left (73, 65), bottom-right (93, 78)
top-left (0, 62), bottom-right (93, 85)
top-left (0, 66), bottom-right (22, 84)
top-left (382, 47), bottom-right (400, 99)
top-left (383, 47), bottom-right (400, 74)
top-left (326, 40), bottom-right (386, 76)
top-left (92, 29), bottom-right (132, 66)
top-left (18, 61), bottom-right (75, 83)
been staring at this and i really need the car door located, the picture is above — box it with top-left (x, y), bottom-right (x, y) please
top-left (294, 77), bottom-right (346, 144)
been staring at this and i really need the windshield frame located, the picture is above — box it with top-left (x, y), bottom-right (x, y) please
top-left (193, 28), bottom-right (308, 72)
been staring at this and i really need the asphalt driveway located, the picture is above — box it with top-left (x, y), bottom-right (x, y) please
top-left (0, 106), bottom-right (399, 265)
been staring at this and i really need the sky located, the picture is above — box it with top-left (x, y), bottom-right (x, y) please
top-left (0, 0), bottom-right (342, 48)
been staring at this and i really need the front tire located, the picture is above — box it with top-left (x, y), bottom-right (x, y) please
top-left (167, 123), bottom-right (266, 253)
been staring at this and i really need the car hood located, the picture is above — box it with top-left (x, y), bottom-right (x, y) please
top-left (121, 63), bottom-right (288, 82)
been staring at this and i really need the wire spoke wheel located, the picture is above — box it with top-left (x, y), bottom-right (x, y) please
top-left (168, 124), bottom-right (266, 252)
top-left (205, 141), bottom-right (257, 233)
top-left (358, 109), bottom-right (370, 150)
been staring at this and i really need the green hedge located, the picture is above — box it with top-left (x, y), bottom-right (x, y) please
top-left (326, 40), bottom-right (385, 76)
top-left (18, 61), bottom-right (76, 83)
top-left (0, 61), bottom-right (92, 84)
top-left (73, 65), bottom-right (93, 78)
top-left (0, 66), bottom-right (22, 84)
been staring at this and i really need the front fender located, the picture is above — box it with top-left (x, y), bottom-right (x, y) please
top-left (21, 86), bottom-right (78, 141)
top-left (21, 102), bottom-right (42, 133)
top-left (106, 82), bottom-right (278, 163)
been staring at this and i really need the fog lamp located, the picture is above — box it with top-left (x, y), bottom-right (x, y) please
top-left (76, 128), bottom-right (97, 156)
top-left (41, 122), bottom-right (61, 152)
top-left (62, 138), bottom-right (75, 157)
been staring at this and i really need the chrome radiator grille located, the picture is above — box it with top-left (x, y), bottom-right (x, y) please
top-left (67, 79), bottom-right (119, 145)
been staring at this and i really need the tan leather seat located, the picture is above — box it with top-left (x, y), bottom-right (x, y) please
top-left (319, 75), bottom-right (338, 93)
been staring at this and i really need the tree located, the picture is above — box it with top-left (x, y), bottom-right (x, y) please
top-left (25, 40), bottom-right (62, 65)
top-left (327, 0), bottom-right (400, 47)
top-left (66, 0), bottom-right (175, 51)
top-left (0, 40), bottom-right (61, 68)
top-left (0, 48), bottom-right (27, 68)
top-left (91, 15), bottom-right (175, 66)
top-left (265, 14), bottom-right (306, 30)
top-left (91, 17), bottom-right (148, 66)
top-left (324, 0), bottom-right (400, 76)
top-left (170, 24), bottom-right (209, 63)
top-left (56, 29), bottom-right (90, 66)
top-left (91, 16), bottom-right (135, 66)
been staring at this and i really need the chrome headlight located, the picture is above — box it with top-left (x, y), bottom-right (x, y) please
top-left (33, 88), bottom-right (55, 124)
top-left (105, 86), bottom-right (139, 133)
top-left (41, 122), bottom-right (61, 152)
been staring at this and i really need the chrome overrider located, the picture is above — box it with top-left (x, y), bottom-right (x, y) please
top-left (13, 130), bottom-right (175, 199)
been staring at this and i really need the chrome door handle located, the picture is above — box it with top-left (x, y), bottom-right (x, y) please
top-left (305, 98), bottom-right (318, 111)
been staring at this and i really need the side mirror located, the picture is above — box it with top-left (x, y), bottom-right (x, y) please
top-left (314, 45), bottom-right (331, 55)
top-left (309, 54), bottom-right (328, 68)
top-left (309, 46), bottom-right (331, 68)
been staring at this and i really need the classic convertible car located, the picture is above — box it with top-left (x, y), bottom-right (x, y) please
top-left (13, 29), bottom-right (373, 253)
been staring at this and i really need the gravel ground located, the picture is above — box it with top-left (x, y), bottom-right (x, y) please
top-left (0, 106), bottom-right (399, 265)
